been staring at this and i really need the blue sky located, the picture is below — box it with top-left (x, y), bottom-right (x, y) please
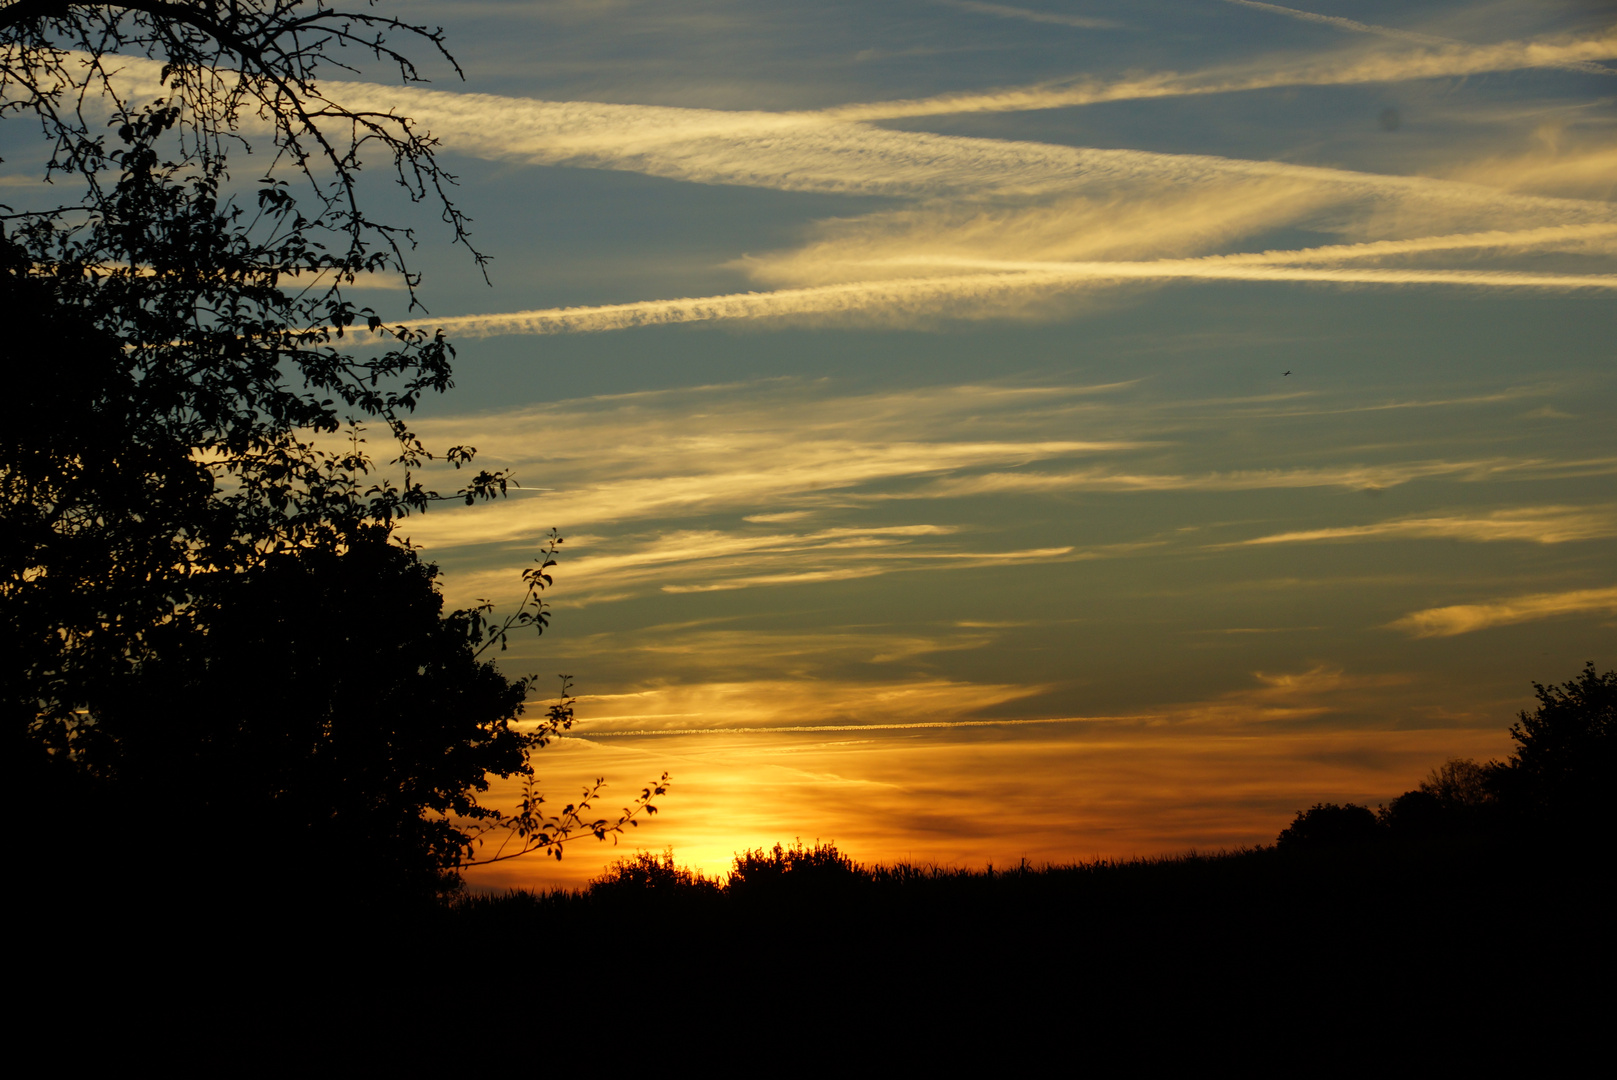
top-left (18, 0), bottom-right (1612, 885)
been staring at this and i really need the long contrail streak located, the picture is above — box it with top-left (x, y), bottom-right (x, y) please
top-left (383, 263), bottom-right (1617, 339)
top-left (1219, 0), bottom-right (1615, 77)
top-left (564, 714), bottom-right (1152, 737)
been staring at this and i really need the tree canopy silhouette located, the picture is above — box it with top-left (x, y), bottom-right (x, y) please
top-left (3, 1), bottom-right (663, 898)
top-left (1492, 661), bottom-right (1613, 834)
top-left (4, 2), bottom-right (503, 738)
top-left (1284, 663), bottom-right (1615, 848)
top-left (1377, 757), bottom-right (1499, 839)
top-left (1275, 802), bottom-right (1381, 852)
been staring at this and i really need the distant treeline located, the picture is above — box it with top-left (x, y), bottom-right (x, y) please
top-left (1278, 661), bottom-right (1612, 853)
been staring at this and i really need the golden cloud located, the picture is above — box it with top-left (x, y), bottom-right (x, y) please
top-left (1388, 585), bottom-right (1617, 637)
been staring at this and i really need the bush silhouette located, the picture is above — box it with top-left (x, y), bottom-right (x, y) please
top-left (589, 849), bottom-right (723, 901)
top-left (1275, 803), bottom-right (1382, 851)
top-left (728, 840), bottom-right (861, 896)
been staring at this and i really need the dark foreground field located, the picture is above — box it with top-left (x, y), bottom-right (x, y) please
top-left (432, 839), bottom-right (1606, 1038)
top-left (22, 835), bottom-right (1609, 1062)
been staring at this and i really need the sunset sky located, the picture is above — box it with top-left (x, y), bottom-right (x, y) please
top-left (32, 0), bottom-right (1615, 887)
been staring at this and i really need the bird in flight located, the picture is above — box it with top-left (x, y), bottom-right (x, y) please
top-left (1282, 370), bottom-right (1292, 376)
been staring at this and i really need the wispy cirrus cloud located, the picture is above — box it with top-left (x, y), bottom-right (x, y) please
top-left (402, 380), bottom-right (1614, 544)
top-left (725, 189), bottom-right (1617, 322)
top-left (1221, 0), bottom-right (1456, 45)
top-left (1388, 585), bottom-right (1617, 638)
top-left (80, 52), bottom-right (1617, 216)
top-left (401, 376), bottom-right (1616, 618)
top-left (405, 259), bottom-right (1614, 339)
top-left (148, 52), bottom-right (1585, 225)
top-left (906, 457), bottom-right (1617, 499)
top-left (658, 542), bottom-right (1075, 595)
top-left (826, 224), bottom-right (1617, 279)
top-left (934, 0), bottom-right (1123, 31)
top-left (1240, 505), bottom-right (1617, 547)
top-left (83, 50), bottom-right (1617, 334)
top-left (818, 29), bottom-right (1617, 122)
top-left (555, 661), bottom-right (1398, 735)
top-left (442, 521), bottom-right (1074, 604)
top-left (1441, 143), bottom-right (1617, 203)
top-left (1220, 0), bottom-right (1616, 76)
top-left (569, 676), bottom-right (1045, 731)
top-left (403, 435), bottom-right (1130, 547)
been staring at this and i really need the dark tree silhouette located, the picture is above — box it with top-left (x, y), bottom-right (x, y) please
top-left (1302, 665), bottom-right (1614, 847)
top-left (1378, 757), bottom-right (1498, 838)
top-left (3, 3), bottom-right (507, 745)
top-left (88, 529), bottom-right (529, 896)
top-left (2, 2), bottom-right (663, 896)
top-left (0, 0), bottom-right (480, 273)
top-left (66, 528), bottom-right (663, 898)
top-left (1275, 802), bottom-right (1382, 851)
top-left (1491, 661), bottom-right (1614, 834)
top-left (1418, 757), bottom-right (1495, 808)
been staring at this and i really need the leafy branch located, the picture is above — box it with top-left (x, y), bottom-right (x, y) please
top-left (459, 676), bottom-right (671, 865)
top-left (462, 529), bottom-right (562, 659)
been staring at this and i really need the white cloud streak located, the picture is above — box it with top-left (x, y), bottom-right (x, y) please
top-left (324, 50), bottom-right (1616, 333)
top-left (295, 73), bottom-right (1617, 230)
top-left (71, 52), bottom-right (1617, 219)
top-left (563, 676), bottom-right (1049, 731)
top-left (1221, 0), bottom-right (1454, 45)
top-left (80, 53), bottom-right (1617, 342)
top-left (393, 259), bottom-right (1614, 339)
top-left (575, 714), bottom-right (1124, 736)
top-left (402, 434), bottom-right (1127, 548)
top-left (462, 523), bottom-right (1072, 601)
top-left (818, 29), bottom-right (1617, 122)
top-left (1388, 586), bottom-right (1617, 637)
top-left (858, 223), bottom-right (1617, 273)
top-left (1240, 505), bottom-right (1617, 546)
top-left (79, 39), bottom-right (1616, 339)
top-left (1218, 0), bottom-right (1616, 77)
top-left (934, 0), bottom-right (1123, 30)
top-left (396, 374), bottom-right (1617, 614)
top-left (907, 457), bottom-right (1617, 499)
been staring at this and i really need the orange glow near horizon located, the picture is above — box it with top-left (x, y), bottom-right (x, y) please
top-left (462, 678), bottom-right (1520, 893)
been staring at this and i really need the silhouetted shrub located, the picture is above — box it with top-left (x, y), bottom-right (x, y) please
top-left (589, 849), bottom-right (723, 901)
top-left (1275, 803), bottom-right (1382, 851)
top-left (728, 839), bottom-right (862, 897)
